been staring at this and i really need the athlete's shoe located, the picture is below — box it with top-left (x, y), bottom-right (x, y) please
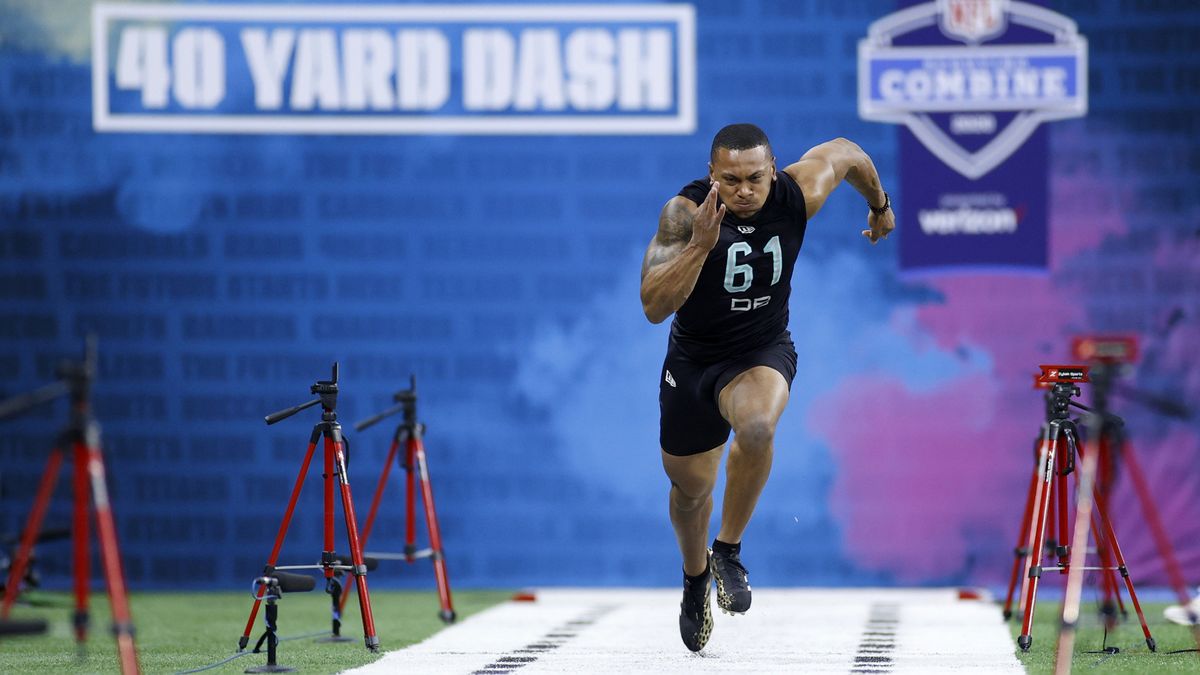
top-left (710, 546), bottom-right (751, 614)
top-left (1164, 592), bottom-right (1200, 626)
top-left (678, 564), bottom-right (713, 652)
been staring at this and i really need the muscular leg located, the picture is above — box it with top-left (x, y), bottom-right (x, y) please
top-left (715, 366), bottom-right (790, 544)
top-left (661, 446), bottom-right (723, 576)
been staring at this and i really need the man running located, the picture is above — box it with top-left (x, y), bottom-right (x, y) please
top-left (639, 123), bottom-right (895, 651)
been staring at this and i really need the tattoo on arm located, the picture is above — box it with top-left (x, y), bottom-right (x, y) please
top-left (642, 199), bottom-right (696, 276)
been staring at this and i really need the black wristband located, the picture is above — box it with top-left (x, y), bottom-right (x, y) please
top-left (869, 192), bottom-right (890, 216)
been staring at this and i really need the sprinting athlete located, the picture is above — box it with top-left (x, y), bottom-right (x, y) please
top-left (639, 123), bottom-right (895, 651)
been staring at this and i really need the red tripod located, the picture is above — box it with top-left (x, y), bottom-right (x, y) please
top-left (238, 363), bottom-right (379, 653)
top-left (1013, 365), bottom-right (1155, 653)
top-left (0, 339), bottom-right (139, 675)
top-left (1079, 335), bottom-right (1198, 618)
top-left (1003, 377), bottom-right (1127, 625)
top-left (338, 375), bottom-right (455, 624)
top-left (1078, 334), bottom-right (1200, 652)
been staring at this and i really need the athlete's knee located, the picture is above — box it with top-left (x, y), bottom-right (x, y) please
top-left (669, 479), bottom-right (713, 512)
top-left (733, 418), bottom-right (775, 454)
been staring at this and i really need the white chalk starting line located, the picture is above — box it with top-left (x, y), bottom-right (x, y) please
top-left (344, 588), bottom-right (1024, 674)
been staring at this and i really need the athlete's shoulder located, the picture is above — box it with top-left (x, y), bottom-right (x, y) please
top-left (772, 170), bottom-right (808, 222)
top-left (678, 178), bottom-right (712, 206)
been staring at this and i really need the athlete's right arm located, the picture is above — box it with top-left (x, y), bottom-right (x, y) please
top-left (639, 182), bottom-right (725, 324)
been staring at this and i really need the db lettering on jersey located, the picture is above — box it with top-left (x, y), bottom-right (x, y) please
top-left (731, 295), bottom-right (771, 312)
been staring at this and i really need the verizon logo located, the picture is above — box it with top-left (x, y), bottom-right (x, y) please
top-left (918, 207), bottom-right (1017, 235)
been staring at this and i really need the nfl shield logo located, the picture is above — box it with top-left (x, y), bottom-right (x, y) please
top-left (860, 0), bottom-right (1086, 178)
top-left (939, 0), bottom-right (1008, 43)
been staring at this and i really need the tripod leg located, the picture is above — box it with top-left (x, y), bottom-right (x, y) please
top-left (1003, 467), bottom-right (1040, 620)
top-left (1081, 436), bottom-right (1126, 621)
top-left (328, 577), bottom-right (344, 638)
top-left (1019, 424), bottom-right (1062, 651)
top-left (1018, 436), bottom-right (1051, 622)
top-left (1089, 507), bottom-right (1122, 628)
top-left (338, 435), bottom-right (400, 615)
top-left (1, 447), bottom-right (63, 618)
top-left (412, 435), bottom-right (455, 623)
top-left (245, 599), bottom-right (297, 674)
top-left (405, 430), bottom-right (417, 562)
top-left (1120, 439), bottom-right (1200, 652)
top-left (1055, 444), bottom-right (1071, 572)
top-left (1091, 485), bottom-right (1156, 651)
top-left (329, 430), bottom-right (379, 651)
top-left (240, 428), bottom-right (321, 651)
top-left (82, 440), bottom-right (140, 675)
top-left (1045, 467), bottom-right (1057, 572)
top-left (316, 427), bottom-right (351, 642)
top-left (265, 602), bottom-right (280, 666)
top-left (323, 431), bottom-right (336, 588)
top-left (1090, 435), bottom-right (1120, 623)
top-left (72, 443), bottom-right (91, 645)
top-left (1119, 439), bottom-right (1193, 606)
top-left (1096, 431), bottom-right (1115, 499)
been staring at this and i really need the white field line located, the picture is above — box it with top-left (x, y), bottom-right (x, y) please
top-left (345, 588), bottom-right (1024, 674)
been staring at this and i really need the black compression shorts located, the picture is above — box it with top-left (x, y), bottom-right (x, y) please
top-left (658, 332), bottom-right (797, 456)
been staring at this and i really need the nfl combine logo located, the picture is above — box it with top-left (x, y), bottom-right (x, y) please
top-left (939, 0), bottom-right (1008, 44)
top-left (858, 0), bottom-right (1087, 179)
top-left (857, 0), bottom-right (1088, 271)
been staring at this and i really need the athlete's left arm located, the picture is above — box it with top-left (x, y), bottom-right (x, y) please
top-left (782, 138), bottom-right (895, 245)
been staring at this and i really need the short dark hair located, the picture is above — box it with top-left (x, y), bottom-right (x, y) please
top-left (710, 123), bottom-right (772, 162)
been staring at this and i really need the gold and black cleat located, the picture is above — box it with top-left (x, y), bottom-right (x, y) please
top-left (711, 546), bottom-right (751, 615)
top-left (679, 563), bottom-right (713, 652)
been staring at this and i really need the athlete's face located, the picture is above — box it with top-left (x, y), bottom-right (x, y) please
top-left (709, 145), bottom-right (776, 219)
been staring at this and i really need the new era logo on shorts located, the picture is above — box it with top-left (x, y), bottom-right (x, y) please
top-left (665, 370), bottom-right (676, 387)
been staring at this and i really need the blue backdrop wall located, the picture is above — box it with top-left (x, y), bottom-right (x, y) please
top-left (1, 0), bottom-right (1198, 592)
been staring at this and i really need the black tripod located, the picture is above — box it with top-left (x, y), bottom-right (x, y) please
top-left (238, 363), bottom-right (379, 653)
top-left (0, 338), bottom-right (139, 675)
top-left (244, 571), bottom-right (316, 674)
top-left (338, 375), bottom-right (455, 623)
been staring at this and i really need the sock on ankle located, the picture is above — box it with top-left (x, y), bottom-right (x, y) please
top-left (712, 539), bottom-right (740, 556)
top-left (684, 562), bottom-right (710, 583)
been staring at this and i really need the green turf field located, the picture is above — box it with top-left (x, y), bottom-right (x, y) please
top-left (1008, 600), bottom-right (1200, 674)
top-left (2, 588), bottom-right (511, 673)
top-left (5, 589), bottom-right (1200, 673)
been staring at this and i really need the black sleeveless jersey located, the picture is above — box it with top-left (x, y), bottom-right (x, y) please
top-left (670, 171), bottom-right (808, 363)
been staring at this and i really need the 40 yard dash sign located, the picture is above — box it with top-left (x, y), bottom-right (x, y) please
top-left (91, 3), bottom-right (696, 135)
